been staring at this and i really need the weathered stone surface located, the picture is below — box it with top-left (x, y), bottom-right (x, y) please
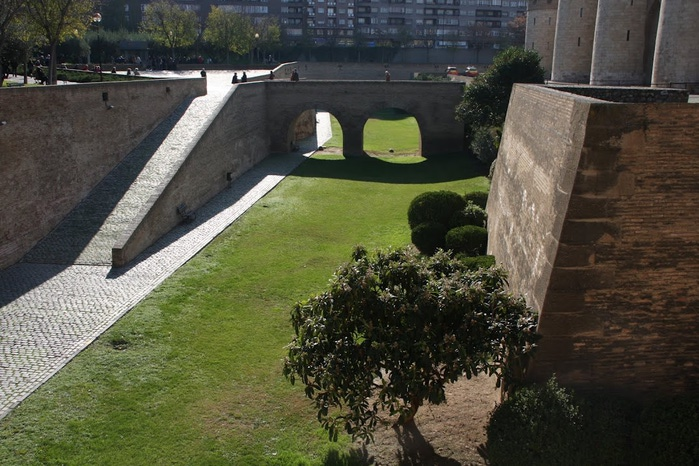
top-left (489, 84), bottom-right (699, 400)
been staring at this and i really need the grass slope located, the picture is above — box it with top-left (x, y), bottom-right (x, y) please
top-left (0, 122), bottom-right (488, 465)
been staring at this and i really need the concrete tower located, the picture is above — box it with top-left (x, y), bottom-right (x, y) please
top-left (652, 0), bottom-right (699, 89)
top-left (590, 0), bottom-right (657, 86)
top-left (525, 0), bottom-right (559, 80)
top-left (551, 0), bottom-right (599, 83)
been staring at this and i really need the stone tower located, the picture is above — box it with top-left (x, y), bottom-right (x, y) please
top-left (590, 0), bottom-right (657, 86)
top-left (652, 0), bottom-right (699, 88)
top-left (525, 0), bottom-right (558, 79)
top-left (550, 0), bottom-right (599, 83)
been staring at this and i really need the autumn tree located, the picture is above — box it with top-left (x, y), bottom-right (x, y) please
top-left (24, 0), bottom-right (94, 84)
top-left (283, 246), bottom-right (539, 442)
top-left (203, 6), bottom-right (253, 63)
top-left (140, 0), bottom-right (198, 61)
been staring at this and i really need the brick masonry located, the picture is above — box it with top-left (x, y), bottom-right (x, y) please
top-left (489, 84), bottom-right (699, 400)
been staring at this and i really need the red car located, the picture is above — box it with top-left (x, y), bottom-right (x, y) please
top-left (465, 66), bottom-right (479, 77)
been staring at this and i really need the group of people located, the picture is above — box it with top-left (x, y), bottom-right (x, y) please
top-left (230, 68), bottom-right (300, 85)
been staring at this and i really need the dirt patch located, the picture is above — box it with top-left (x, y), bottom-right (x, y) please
top-left (350, 375), bottom-right (500, 465)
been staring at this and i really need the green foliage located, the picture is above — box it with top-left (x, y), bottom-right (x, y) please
top-left (410, 221), bottom-right (447, 255)
top-left (463, 190), bottom-right (489, 210)
top-left (456, 254), bottom-right (495, 270)
top-left (632, 395), bottom-right (699, 465)
top-left (204, 6), bottom-right (254, 59)
top-left (407, 190), bottom-right (466, 229)
top-left (486, 377), bottom-right (583, 466)
top-left (470, 125), bottom-right (501, 166)
top-left (140, 0), bottom-right (199, 57)
top-left (284, 246), bottom-right (539, 443)
top-left (456, 47), bottom-right (545, 161)
top-left (449, 201), bottom-right (487, 228)
top-left (445, 225), bottom-right (487, 256)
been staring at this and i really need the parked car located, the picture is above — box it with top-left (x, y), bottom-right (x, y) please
top-left (446, 66), bottom-right (459, 76)
top-left (465, 66), bottom-right (479, 77)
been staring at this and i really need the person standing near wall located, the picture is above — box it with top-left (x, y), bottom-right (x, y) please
top-left (290, 68), bottom-right (299, 81)
top-left (385, 70), bottom-right (391, 81)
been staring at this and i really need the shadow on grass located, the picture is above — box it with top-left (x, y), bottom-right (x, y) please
top-left (292, 152), bottom-right (489, 184)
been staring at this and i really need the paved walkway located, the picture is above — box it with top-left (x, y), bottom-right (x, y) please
top-left (0, 71), bottom-right (331, 420)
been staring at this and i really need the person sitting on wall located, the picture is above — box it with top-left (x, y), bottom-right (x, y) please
top-left (241, 72), bottom-right (247, 82)
top-left (290, 68), bottom-right (299, 82)
top-left (200, 68), bottom-right (207, 77)
top-left (269, 70), bottom-right (275, 80)
top-left (231, 72), bottom-right (238, 84)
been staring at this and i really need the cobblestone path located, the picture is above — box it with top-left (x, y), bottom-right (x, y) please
top-left (0, 71), bottom-right (331, 420)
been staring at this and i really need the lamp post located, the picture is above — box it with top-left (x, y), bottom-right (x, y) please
top-left (250, 32), bottom-right (259, 65)
top-left (92, 12), bottom-right (103, 81)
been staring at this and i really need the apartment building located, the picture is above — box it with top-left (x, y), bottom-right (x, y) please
top-left (118, 0), bottom-right (526, 48)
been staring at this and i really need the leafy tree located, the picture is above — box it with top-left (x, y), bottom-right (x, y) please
top-left (203, 6), bottom-right (253, 63)
top-left (24, 0), bottom-right (95, 84)
top-left (283, 245), bottom-right (539, 442)
top-left (254, 17), bottom-right (281, 63)
top-left (0, 0), bottom-right (26, 85)
top-left (456, 47), bottom-right (545, 163)
top-left (140, 0), bottom-right (198, 61)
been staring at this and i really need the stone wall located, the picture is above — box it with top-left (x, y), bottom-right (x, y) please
top-left (0, 78), bottom-right (206, 269)
top-left (112, 82), bottom-right (269, 266)
top-left (489, 84), bottom-right (699, 400)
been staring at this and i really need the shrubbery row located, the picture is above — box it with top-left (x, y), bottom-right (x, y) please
top-left (486, 376), bottom-right (699, 466)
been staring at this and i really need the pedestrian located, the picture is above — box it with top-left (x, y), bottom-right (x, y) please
top-left (241, 72), bottom-right (247, 82)
top-left (231, 72), bottom-right (238, 84)
top-left (385, 70), bottom-right (391, 82)
top-left (290, 68), bottom-right (299, 82)
top-left (200, 68), bottom-right (207, 77)
top-left (269, 70), bottom-right (275, 80)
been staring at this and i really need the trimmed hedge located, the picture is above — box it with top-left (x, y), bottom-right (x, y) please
top-left (410, 222), bottom-right (447, 255)
top-left (444, 225), bottom-right (487, 256)
top-left (407, 191), bottom-right (465, 229)
top-left (450, 201), bottom-right (487, 228)
top-left (463, 191), bottom-right (489, 210)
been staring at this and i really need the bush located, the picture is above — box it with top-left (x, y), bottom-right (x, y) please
top-left (463, 191), bottom-right (489, 210)
top-left (486, 377), bottom-right (583, 466)
top-left (444, 225), bottom-right (487, 256)
top-left (450, 202), bottom-right (487, 228)
top-left (632, 395), bottom-right (699, 465)
top-left (470, 126), bottom-right (501, 166)
top-left (411, 222), bottom-right (448, 255)
top-left (408, 191), bottom-right (466, 229)
top-left (455, 254), bottom-right (495, 270)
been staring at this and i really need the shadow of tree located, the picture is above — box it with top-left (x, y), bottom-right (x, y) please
top-left (394, 422), bottom-right (462, 466)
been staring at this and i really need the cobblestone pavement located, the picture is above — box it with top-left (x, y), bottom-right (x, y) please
top-left (0, 71), bottom-right (332, 420)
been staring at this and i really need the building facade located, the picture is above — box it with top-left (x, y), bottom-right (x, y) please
top-left (116, 0), bottom-right (527, 49)
top-left (526, 0), bottom-right (699, 89)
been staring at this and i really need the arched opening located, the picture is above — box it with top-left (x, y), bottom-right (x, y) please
top-left (362, 107), bottom-right (421, 157)
top-left (286, 108), bottom-right (342, 154)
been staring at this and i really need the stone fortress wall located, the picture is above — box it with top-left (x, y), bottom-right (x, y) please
top-left (488, 84), bottom-right (699, 399)
top-left (0, 78), bottom-right (206, 269)
top-left (527, 0), bottom-right (699, 90)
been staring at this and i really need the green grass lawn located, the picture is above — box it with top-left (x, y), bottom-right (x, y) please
top-left (0, 118), bottom-right (489, 465)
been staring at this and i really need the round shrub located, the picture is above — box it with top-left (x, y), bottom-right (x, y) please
top-left (444, 225), bottom-right (487, 256)
top-left (407, 191), bottom-right (466, 229)
top-left (632, 395), bottom-right (699, 465)
top-left (486, 377), bottom-right (583, 466)
top-left (410, 222), bottom-right (448, 255)
top-left (450, 202), bottom-right (487, 228)
top-left (463, 191), bottom-right (489, 210)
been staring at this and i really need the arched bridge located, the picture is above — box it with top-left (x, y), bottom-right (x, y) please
top-left (264, 81), bottom-right (466, 157)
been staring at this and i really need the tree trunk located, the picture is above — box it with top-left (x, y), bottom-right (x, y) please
top-left (49, 42), bottom-right (57, 85)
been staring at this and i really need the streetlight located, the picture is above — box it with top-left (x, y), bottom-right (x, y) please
top-left (250, 32), bottom-right (259, 65)
top-left (91, 12), bottom-right (103, 81)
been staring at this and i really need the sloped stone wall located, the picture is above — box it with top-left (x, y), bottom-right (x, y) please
top-left (489, 84), bottom-right (699, 400)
